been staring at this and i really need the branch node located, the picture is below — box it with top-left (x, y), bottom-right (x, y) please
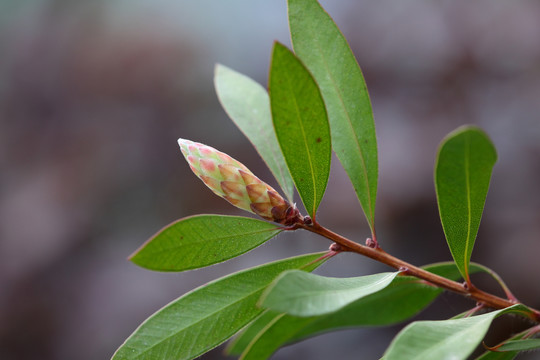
top-left (281, 223), bottom-right (300, 231)
top-left (302, 216), bottom-right (313, 226)
top-left (299, 221), bottom-right (540, 319)
top-left (398, 266), bottom-right (409, 274)
top-left (365, 237), bottom-right (378, 248)
top-left (329, 243), bottom-right (342, 252)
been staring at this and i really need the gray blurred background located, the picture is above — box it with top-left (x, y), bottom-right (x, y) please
top-left (1, 1), bottom-right (540, 359)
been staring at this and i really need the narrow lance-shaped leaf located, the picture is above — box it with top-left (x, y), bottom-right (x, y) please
top-left (130, 215), bottom-right (282, 272)
top-left (214, 64), bottom-right (295, 202)
top-left (259, 270), bottom-right (399, 317)
top-left (288, 0), bottom-right (378, 233)
top-left (494, 339), bottom-right (540, 352)
top-left (178, 138), bottom-right (300, 225)
top-left (225, 310), bottom-right (283, 356)
top-left (476, 351), bottom-right (519, 360)
top-left (435, 126), bottom-right (497, 282)
top-left (113, 252), bottom-right (327, 360)
top-left (475, 329), bottom-right (529, 360)
top-left (269, 42), bottom-right (331, 219)
top-left (234, 262), bottom-right (485, 359)
top-left (382, 305), bottom-right (526, 360)
top-left (240, 314), bottom-right (313, 360)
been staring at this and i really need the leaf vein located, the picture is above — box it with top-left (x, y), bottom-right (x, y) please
top-left (464, 134), bottom-right (472, 281)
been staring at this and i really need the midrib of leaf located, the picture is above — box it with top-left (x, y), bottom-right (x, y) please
top-left (148, 227), bottom-right (280, 252)
top-left (464, 134), bottom-right (472, 281)
top-left (312, 39), bottom-right (374, 227)
top-left (284, 72), bottom-right (317, 215)
top-left (130, 285), bottom-right (270, 359)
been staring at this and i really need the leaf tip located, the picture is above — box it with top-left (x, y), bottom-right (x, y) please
top-left (127, 245), bottom-right (148, 267)
top-left (214, 63), bottom-right (227, 78)
top-left (127, 249), bottom-right (138, 262)
top-left (271, 41), bottom-right (290, 55)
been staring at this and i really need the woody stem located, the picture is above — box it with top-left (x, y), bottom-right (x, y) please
top-left (297, 221), bottom-right (540, 322)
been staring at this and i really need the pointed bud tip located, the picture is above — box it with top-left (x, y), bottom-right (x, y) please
top-left (175, 137), bottom-right (296, 224)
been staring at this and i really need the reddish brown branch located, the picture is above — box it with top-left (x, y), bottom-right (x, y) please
top-left (297, 221), bottom-right (540, 322)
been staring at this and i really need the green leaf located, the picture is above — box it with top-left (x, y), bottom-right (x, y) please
top-left (269, 42), bottom-right (331, 218)
top-left (435, 125), bottom-right (497, 282)
top-left (476, 351), bottom-right (519, 360)
top-left (241, 279), bottom-right (435, 360)
top-left (238, 262), bottom-right (484, 359)
top-left (239, 264), bottom-right (488, 360)
top-left (383, 305), bottom-right (525, 360)
top-left (241, 314), bottom-right (314, 360)
top-left (476, 352), bottom-right (519, 360)
top-left (225, 311), bottom-right (282, 356)
top-left (113, 252), bottom-right (326, 360)
top-left (260, 270), bottom-right (399, 317)
top-left (130, 215), bottom-right (282, 272)
top-left (495, 339), bottom-right (540, 352)
top-left (475, 330), bottom-right (528, 360)
top-left (288, 0), bottom-right (378, 232)
top-left (214, 64), bottom-right (295, 202)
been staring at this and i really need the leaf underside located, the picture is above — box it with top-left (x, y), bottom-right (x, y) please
top-left (113, 252), bottom-right (326, 360)
top-left (233, 262), bottom-right (482, 359)
top-left (214, 64), bottom-right (295, 202)
top-left (383, 305), bottom-right (525, 360)
top-left (259, 270), bottom-right (399, 317)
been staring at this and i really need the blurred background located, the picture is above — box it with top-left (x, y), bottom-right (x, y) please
top-left (1, 0), bottom-right (540, 359)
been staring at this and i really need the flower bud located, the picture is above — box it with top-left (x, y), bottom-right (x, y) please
top-left (178, 138), bottom-right (299, 225)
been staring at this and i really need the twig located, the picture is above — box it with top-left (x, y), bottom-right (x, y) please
top-left (294, 220), bottom-right (540, 322)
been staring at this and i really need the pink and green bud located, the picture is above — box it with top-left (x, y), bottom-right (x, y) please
top-left (178, 138), bottom-right (299, 225)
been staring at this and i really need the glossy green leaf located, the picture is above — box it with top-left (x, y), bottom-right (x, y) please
top-left (260, 270), bottom-right (399, 317)
top-left (476, 351), bottom-right (519, 360)
top-left (435, 125), bottom-right (497, 282)
top-left (238, 262), bottom-right (478, 359)
top-left (475, 330), bottom-right (528, 360)
top-left (495, 339), bottom-right (540, 352)
top-left (288, 0), bottom-right (378, 232)
top-left (214, 64), bottom-right (295, 202)
top-left (383, 305), bottom-right (524, 360)
top-left (476, 352), bottom-right (519, 360)
top-left (113, 252), bottom-right (326, 360)
top-left (225, 310), bottom-right (282, 356)
top-left (241, 280), bottom-right (437, 360)
top-left (269, 42), bottom-right (331, 218)
top-left (130, 215), bottom-right (282, 272)
top-left (241, 314), bottom-right (313, 360)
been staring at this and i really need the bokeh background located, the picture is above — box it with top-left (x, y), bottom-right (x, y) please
top-left (1, 1), bottom-right (540, 359)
